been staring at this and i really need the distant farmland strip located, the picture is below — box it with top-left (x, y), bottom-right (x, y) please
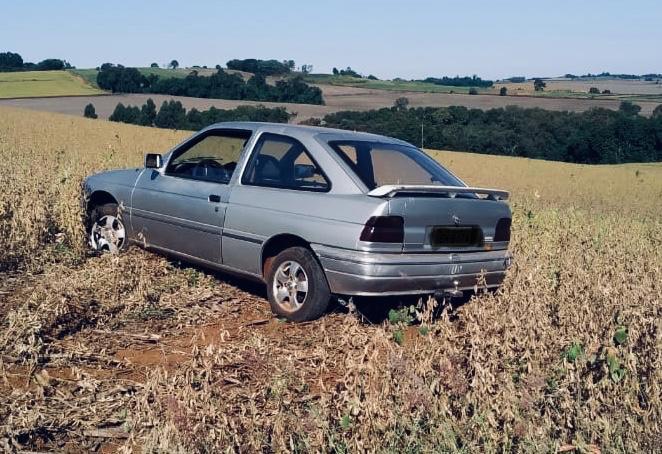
top-left (0, 70), bottom-right (104, 98)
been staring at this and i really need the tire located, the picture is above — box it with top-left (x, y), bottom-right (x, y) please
top-left (266, 247), bottom-right (331, 322)
top-left (88, 203), bottom-right (128, 253)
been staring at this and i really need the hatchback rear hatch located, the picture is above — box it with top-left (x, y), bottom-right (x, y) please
top-left (369, 185), bottom-right (511, 253)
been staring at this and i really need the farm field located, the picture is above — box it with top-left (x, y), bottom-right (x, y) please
top-left (1, 83), bottom-right (660, 123)
top-left (0, 70), bottom-right (104, 99)
top-left (310, 73), bottom-right (662, 100)
top-left (0, 106), bottom-right (660, 452)
top-left (496, 78), bottom-right (662, 97)
top-left (304, 73), bottom-right (479, 94)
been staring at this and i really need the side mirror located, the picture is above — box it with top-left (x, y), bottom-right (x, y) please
top-left (145, 153), bottom-right (163, 169)
top-left (294, 163), bottom-right (316, 179)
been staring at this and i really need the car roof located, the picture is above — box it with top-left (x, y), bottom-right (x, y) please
top-left (204, 121), bottom-right (414, 147)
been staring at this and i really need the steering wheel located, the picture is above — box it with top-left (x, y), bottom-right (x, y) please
top-left (190, 158), bottom-right (223, 179)
top-left (198, 158), bottom-right (223, 168)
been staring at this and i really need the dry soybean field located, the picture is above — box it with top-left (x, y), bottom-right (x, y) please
top-left (0, 106), bottom-right (661, 452)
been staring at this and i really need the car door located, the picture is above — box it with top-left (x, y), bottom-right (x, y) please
top-left (223, 132), bottom-right (332, 275)
top-left (130, 128), bottom-right (252, 264)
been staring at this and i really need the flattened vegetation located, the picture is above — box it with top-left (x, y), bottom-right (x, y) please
top-left (0, 107), bottom-right (660, 452)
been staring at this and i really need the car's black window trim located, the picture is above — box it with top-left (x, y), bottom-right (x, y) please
top-left (241, 132), bottom-right (332, 193)
top-left (164, 128), bottom-right (252, 184)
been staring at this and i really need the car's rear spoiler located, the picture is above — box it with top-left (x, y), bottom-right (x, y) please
top-left (367, 185), bottom-right (509, 201)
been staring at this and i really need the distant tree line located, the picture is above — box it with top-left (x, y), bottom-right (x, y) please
top-left (332, 67), bottom-right (362, 78)
top-left (0, 51), bottom-right (71, 72)
top-left (226, 58), bottom-right (294, 75)
top-left (96, 64), bottom-right (324, 105)
top-left (105, 98), bottom-right (291, 130)
top-left (421, 75), bottom-right (493, 88)
top-left (579, 72), bottom-right (662, 80)
top-left (313, 102), bottom-right (662, 164)
top-left (328, 67), bottom-right (378, 80)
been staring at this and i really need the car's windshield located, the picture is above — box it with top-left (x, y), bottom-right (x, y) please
top-left (328, 140), bottom-right (464, 190)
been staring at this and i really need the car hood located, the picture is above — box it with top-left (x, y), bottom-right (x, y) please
top-left (84, 168), bottom-right (143, 191)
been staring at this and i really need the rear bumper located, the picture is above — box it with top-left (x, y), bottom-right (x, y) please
top-left (312, 244), bottom-right (512, 296)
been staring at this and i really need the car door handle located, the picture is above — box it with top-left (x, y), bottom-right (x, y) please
top-left (208, 194), bottom-right (221, 203)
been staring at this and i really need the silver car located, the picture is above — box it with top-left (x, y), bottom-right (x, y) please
top-left (83, 122), bottom-right (512, 321)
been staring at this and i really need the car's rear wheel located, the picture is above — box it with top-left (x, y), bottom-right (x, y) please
top-left (266, 247), bottom-right (330, 321)
top-left (89, 203), bottom-right (128, 253)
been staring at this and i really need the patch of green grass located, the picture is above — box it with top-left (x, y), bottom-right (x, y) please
top-left (0, 70), bottom-right (104, 98)
top-left (69, 68), bottom-right (100, 87)
top-left (613, 326), bottom-right (628, 345)
top-left (184, 268), bottom-right (202, 287)
top-left (340, 414), bottom-right (351, 430)
top-left (388, 307), bottom-right (416, 325)
top-left (606, 352), bottom-right (626, 383)
top-left (564, 342), bottom-right (584, 363)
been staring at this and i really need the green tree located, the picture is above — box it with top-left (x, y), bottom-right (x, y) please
top-left (150, 62), bottom-right (159, 68)
top-left (245, 73), bottom-right (271, 101)
top-left (393, 97), bottom-right (409, 111)
top-left (0, 51), bottom-right (24, 70)
top-left (339, 67), bottom-right (361, 78)
top-left (139, 98), bottom-right (157, 125)
top-left (155, 100), bottom-right (187, 129)
top-left (469, 87), bottom-right (478, 95)
top-left (109, 102), bottom-right (140, 124)
top-left (319, 104), bottom-right (662, 164)
top-left (83, 103), bottom-right (97, 119)
top-left (96, 64), bottom-right (148, 93)
top-left (499, 86), bottom-right (508, 96)
top-left (226, 58), bottom-right (291, 75)
top-left (332, 67), bottom-right (339, 76)
top-left (652, 104), bottom-right (662, 118)
top-left (533, 78), bottom-right (546, 91)
top-left (109, 103), bottom-right (126, 122)
top-left (423, 75), bottom-right (493, 88)
top-left (619, 101), bottom-right (641, 116)
top-left (36, 59), bottom-right (65, 70)
top-left (589, 87), bottom-right (600, 94)
top-left (169, 59), bottom-right (179, 70)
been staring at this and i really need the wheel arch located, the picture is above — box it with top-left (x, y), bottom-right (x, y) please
top-left (87, 190), bottom-right (118, 212)
top-left (85, 190), bottom-right (119, 230)
top-left (260, 233), bottom-right (316, 278)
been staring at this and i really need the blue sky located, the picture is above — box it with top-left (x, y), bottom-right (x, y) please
top-left (2, 0), bottom-right (660, 79)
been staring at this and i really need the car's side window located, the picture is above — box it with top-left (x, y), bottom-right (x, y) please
top-left (166, 130), bottom-right (252, 184)
top-left (242, 133), bottom-right (330, 191)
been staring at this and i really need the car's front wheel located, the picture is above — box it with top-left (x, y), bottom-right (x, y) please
top-left (266, 247), bottom-right (331, 321)
top-left (88, 203), bottom-right (128, 253)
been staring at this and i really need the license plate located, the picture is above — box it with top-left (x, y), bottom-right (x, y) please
top-left (430, 226), bottom-right (483, 247)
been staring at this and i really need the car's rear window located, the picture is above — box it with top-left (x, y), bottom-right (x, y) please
top-left (328, 140), bottom-right (463, 190)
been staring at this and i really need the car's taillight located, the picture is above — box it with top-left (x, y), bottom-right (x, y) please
top-left (360, 216), bottom-right (404, 243)
top-left (494, 218), bottom-right (511, 242)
